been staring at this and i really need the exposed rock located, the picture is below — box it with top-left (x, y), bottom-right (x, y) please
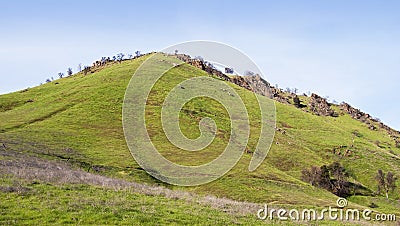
top-left (242, 74), bottom-right (273, 98)
top-left (175, 54), bottom-right (253, 92)
top-left (340, 102), bottom-right (400, 136)
top-left (174, 53), bottom-right (400, 138)
top-left (340, 102), bottom-right (368, 120)
top-left (187, 58), bottom-right (206, 70)
top-left (175, 54), bottom-right (231, 81)
top-left (309, 93), bottom-right (336, 116)
top-left (293, 96), bottom-right (301, 108)
top-left (230, 76), bottom-right (253, 91)
top-left (174, 54), bottom-right (296, 104)
top-left (181, 52), bottom-right (295, 105)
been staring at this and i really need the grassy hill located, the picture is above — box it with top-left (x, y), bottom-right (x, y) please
top-left (0, 53), bottom-right (399, 225)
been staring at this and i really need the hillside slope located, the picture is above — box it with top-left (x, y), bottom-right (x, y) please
top-left (0, 53), bottom-right (399, 224)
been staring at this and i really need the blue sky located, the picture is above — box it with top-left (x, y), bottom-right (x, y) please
top-left (0, 0), bottom-right (399, 130)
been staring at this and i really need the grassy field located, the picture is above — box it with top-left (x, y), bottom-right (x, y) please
top-left (0, 54), bottom-right (399, 225)
top-left (0, 182), bottom-right (263, 225)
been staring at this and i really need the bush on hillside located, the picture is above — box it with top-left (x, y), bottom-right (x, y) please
top-left (301, 162), bottom-right (352, 197)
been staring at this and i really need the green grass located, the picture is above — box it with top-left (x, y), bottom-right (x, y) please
top-left (0, 181), bottom-right (263, 225)
top-left (0, 53), bottom-right (399, 224)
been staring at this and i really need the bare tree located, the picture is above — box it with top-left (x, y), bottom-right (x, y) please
top-left (225, 67), bottom-right (234, 74)
top-left (318, 165), bottom-right (332, 190)
top-left (375, 170), bottom-right (396, 199)
top-left (207, 62), bottom-right (215, 69)
top-left (135, 51), bottom-right (141, 57)
top-left (67, 68), bottom-right (73, 76)
top-left (301, 165), bottom-right (331, 190)
top-left (302, 162), bottom-right (351, 197)
top-left (117, 53), bottom-right (125, 62)
top-left (58, 73), bottom-right (64, 79)
top-left (244, 70), bottom-right (255, 76)
top-left (376, 169), bottom-right (386, 198)
top-left (386, 171), bottom-right (397, 196)
top-left (77, 63), bottom-right (82, 72)
top-left (101, 57), bottom-right (107, 65)
top-left (194, 56), bottom-right (204, 62)
top-left (83, 66), bottom-right (90, 75)
top-left (328, 162), bottom-right (350, 197)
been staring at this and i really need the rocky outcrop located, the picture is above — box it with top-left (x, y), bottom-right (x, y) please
top-left (174, 53), bottom-right (400, 139)
top-left (270, 87), bottom-right (290, 104)
top-left (174, 54), bottom-right (296, 103)
top-left (242, 74), bottom-right (273, 98)
top-left (340, 102), bottom-right (372, 122)
top-left (175, 54), bottom-right (253, 92)
top-left (340, 102), bottom-right (400, 136)
top-left (309, 93), bottom-right (336, 117)
top-left (175, 54), bottom-right (306, 107)
top-left (176, 54), bottom-right (231, 81)
top-left (230, 76), bottom-right (254, 92)
top-left (293, 95), bottom-right (301, 108)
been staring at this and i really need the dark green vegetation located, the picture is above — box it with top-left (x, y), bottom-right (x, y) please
top-left (0, 54), bottom-right (399, 225)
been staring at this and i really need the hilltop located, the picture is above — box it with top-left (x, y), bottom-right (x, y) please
top-left (0, 53), bottom-right (399, 225)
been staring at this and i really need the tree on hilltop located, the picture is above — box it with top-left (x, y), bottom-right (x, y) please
top-left (67, 68), bottom-right (73, 76)
top-left (244, 70), bottom-right (255, 76)
top-left (117, 53), bottom-right (125, 62)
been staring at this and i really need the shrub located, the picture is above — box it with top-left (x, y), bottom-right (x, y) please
top-left (301, 162), bottom-right (351, 197)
